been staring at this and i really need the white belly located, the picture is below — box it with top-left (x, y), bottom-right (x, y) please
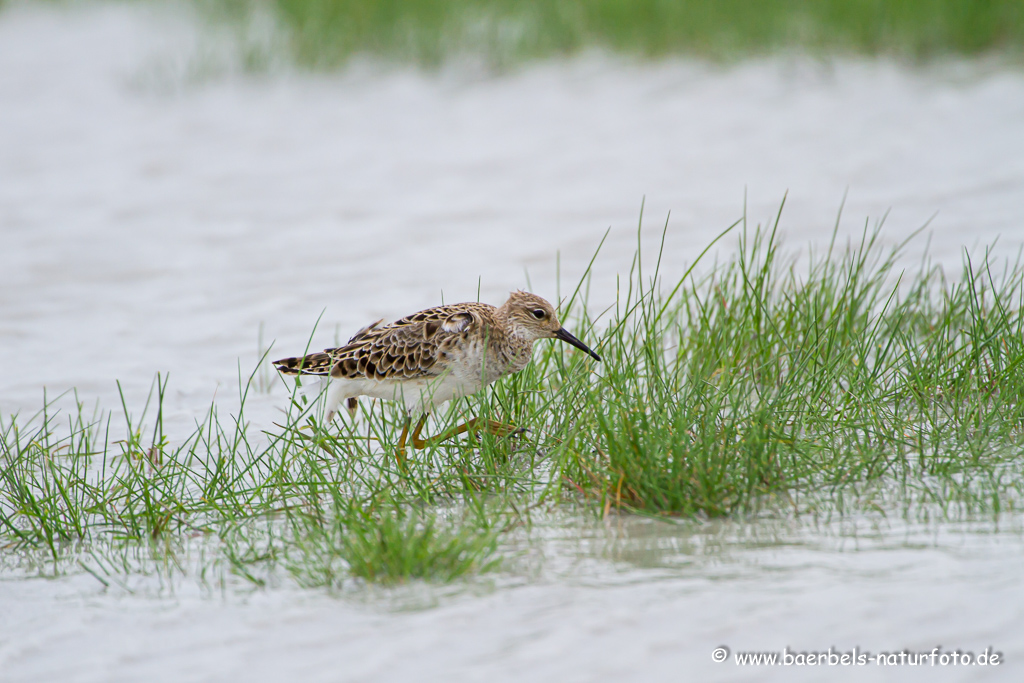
top-left (323, 342), bottom-right (524, 417)
top-left (324, 339), bottom-right (529, 417)
top-left (326, 370), bottom-right (488, 416)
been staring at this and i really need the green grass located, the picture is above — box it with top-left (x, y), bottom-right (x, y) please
top-left (202, 0), bottom-right (1024, 68)
top-left (570, 222), bottom-right (1024, 518)
top-left (8, 1), bottom-right (1023, 68)
top-left (3, 204), bottom-right (1024, 590)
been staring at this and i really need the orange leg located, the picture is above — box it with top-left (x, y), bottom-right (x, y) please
top-left (393, 415), bottom-right (426, 468)
top-left (394, 415), bottom-right (521, 466)
top-left (411, 417), bottom-right (521, 449)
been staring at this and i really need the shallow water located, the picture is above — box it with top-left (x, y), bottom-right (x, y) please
top-left (2, 514), bottom-right (1022, 681)
top-left (2, 2), bottom-right (1024, 681)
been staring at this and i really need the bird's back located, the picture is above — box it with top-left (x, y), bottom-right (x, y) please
top-left (272, 302), bottom-right (499, 384)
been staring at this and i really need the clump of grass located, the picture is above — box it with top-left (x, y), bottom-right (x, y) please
top-left (203, 0), bottom-right (1024, 68)
top-left (282, 502), bottom-right (500, 587)
top-left (3, 204), bottom-right (1024, 590)
top-left (549, 213), bottom-right (1024, 518)
top-left (0, 360), bottom-right (519, 587)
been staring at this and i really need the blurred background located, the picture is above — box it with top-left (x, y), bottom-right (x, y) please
top-left (2, 0), bottom-right (1024, 421)
top-left (3, 2), bottom-right (1024, 681)
top-left (242, 0), bottom-right (1024, 65)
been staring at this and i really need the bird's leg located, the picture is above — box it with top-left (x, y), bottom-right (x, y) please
top-left (412, 417), bottom-right (520, 448)
top-left (345, 397), bottom-right (359, 418)
top-left (408, 414), bottom-right (430, 449)
top-left (394, 416), bottom-right (414, 468)
top-left (479, 419), bottom-right (523, 438)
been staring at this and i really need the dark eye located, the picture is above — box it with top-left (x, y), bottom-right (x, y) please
top-left (532, 309), bottom-right (546, 319)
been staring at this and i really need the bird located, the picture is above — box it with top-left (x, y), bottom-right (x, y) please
top-left (272, 291), bottom-right (601, 462)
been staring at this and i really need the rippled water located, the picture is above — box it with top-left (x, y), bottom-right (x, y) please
top-left (3, 512), bottom-right (1021, 681)
top-left (2, 3), bottom-right (1024, 681)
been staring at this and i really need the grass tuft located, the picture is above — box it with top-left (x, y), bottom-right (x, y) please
top-left (3, 203), bottom-right (1024, 589)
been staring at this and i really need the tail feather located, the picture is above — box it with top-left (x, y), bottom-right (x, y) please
top-left (274, 319), bottom-right (385, 378)
top-left (273, 352), bottom-right (334, 376)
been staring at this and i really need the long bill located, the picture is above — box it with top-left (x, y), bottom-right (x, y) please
top-left (553, 327), bottom-right (602, 362)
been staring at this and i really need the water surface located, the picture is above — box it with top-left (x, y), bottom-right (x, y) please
top-left (2, 3), bottom-right (1024, 681)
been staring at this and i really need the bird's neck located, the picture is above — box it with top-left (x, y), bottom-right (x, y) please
top-left (489, 308), bottom-right (534, 368)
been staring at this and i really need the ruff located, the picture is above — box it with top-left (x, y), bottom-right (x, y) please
top-left (273, 291), bottom-right (601, 459)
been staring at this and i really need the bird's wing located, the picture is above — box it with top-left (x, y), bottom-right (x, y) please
top-left (345, 318), bottom-right (385, 344)
top-left (273, 304), bottom-right (493, 380)
top-left (328, 304), bottom-right (490, 381)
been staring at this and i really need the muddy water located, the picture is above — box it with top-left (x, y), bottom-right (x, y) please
top-left (1, 3), bottom-right (1024, 681)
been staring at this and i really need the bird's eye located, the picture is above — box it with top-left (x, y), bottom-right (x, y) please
top-left (532, 309), bottom-right (546, 319)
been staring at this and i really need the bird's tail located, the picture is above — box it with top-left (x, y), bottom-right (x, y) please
top-left (272, 352), bottom-right (334, 376)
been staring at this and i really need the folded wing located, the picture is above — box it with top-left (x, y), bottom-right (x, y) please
top-left (272, 304), bottom-right (488, 381)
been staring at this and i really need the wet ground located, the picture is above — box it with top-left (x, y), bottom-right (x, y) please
top-left (2, 2), bottom-right (1024, 681)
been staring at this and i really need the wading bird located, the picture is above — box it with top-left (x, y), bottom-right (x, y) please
top-left (273, 291), bottom-right (601, 462)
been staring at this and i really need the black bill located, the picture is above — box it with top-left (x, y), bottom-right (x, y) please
top-left (553, 327), bottom-right (602, 362)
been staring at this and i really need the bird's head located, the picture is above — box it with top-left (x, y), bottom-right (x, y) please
top-left (502, 291), bottom-right (601, 361)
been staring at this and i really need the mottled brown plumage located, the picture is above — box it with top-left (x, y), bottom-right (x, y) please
top-left (273, 292), bottom-right (601, 458)
top-left (273, 303), bottom-right (508, 382)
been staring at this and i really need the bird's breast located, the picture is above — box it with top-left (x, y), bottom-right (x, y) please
top-left (447, 337), bottom-right (532, 387)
